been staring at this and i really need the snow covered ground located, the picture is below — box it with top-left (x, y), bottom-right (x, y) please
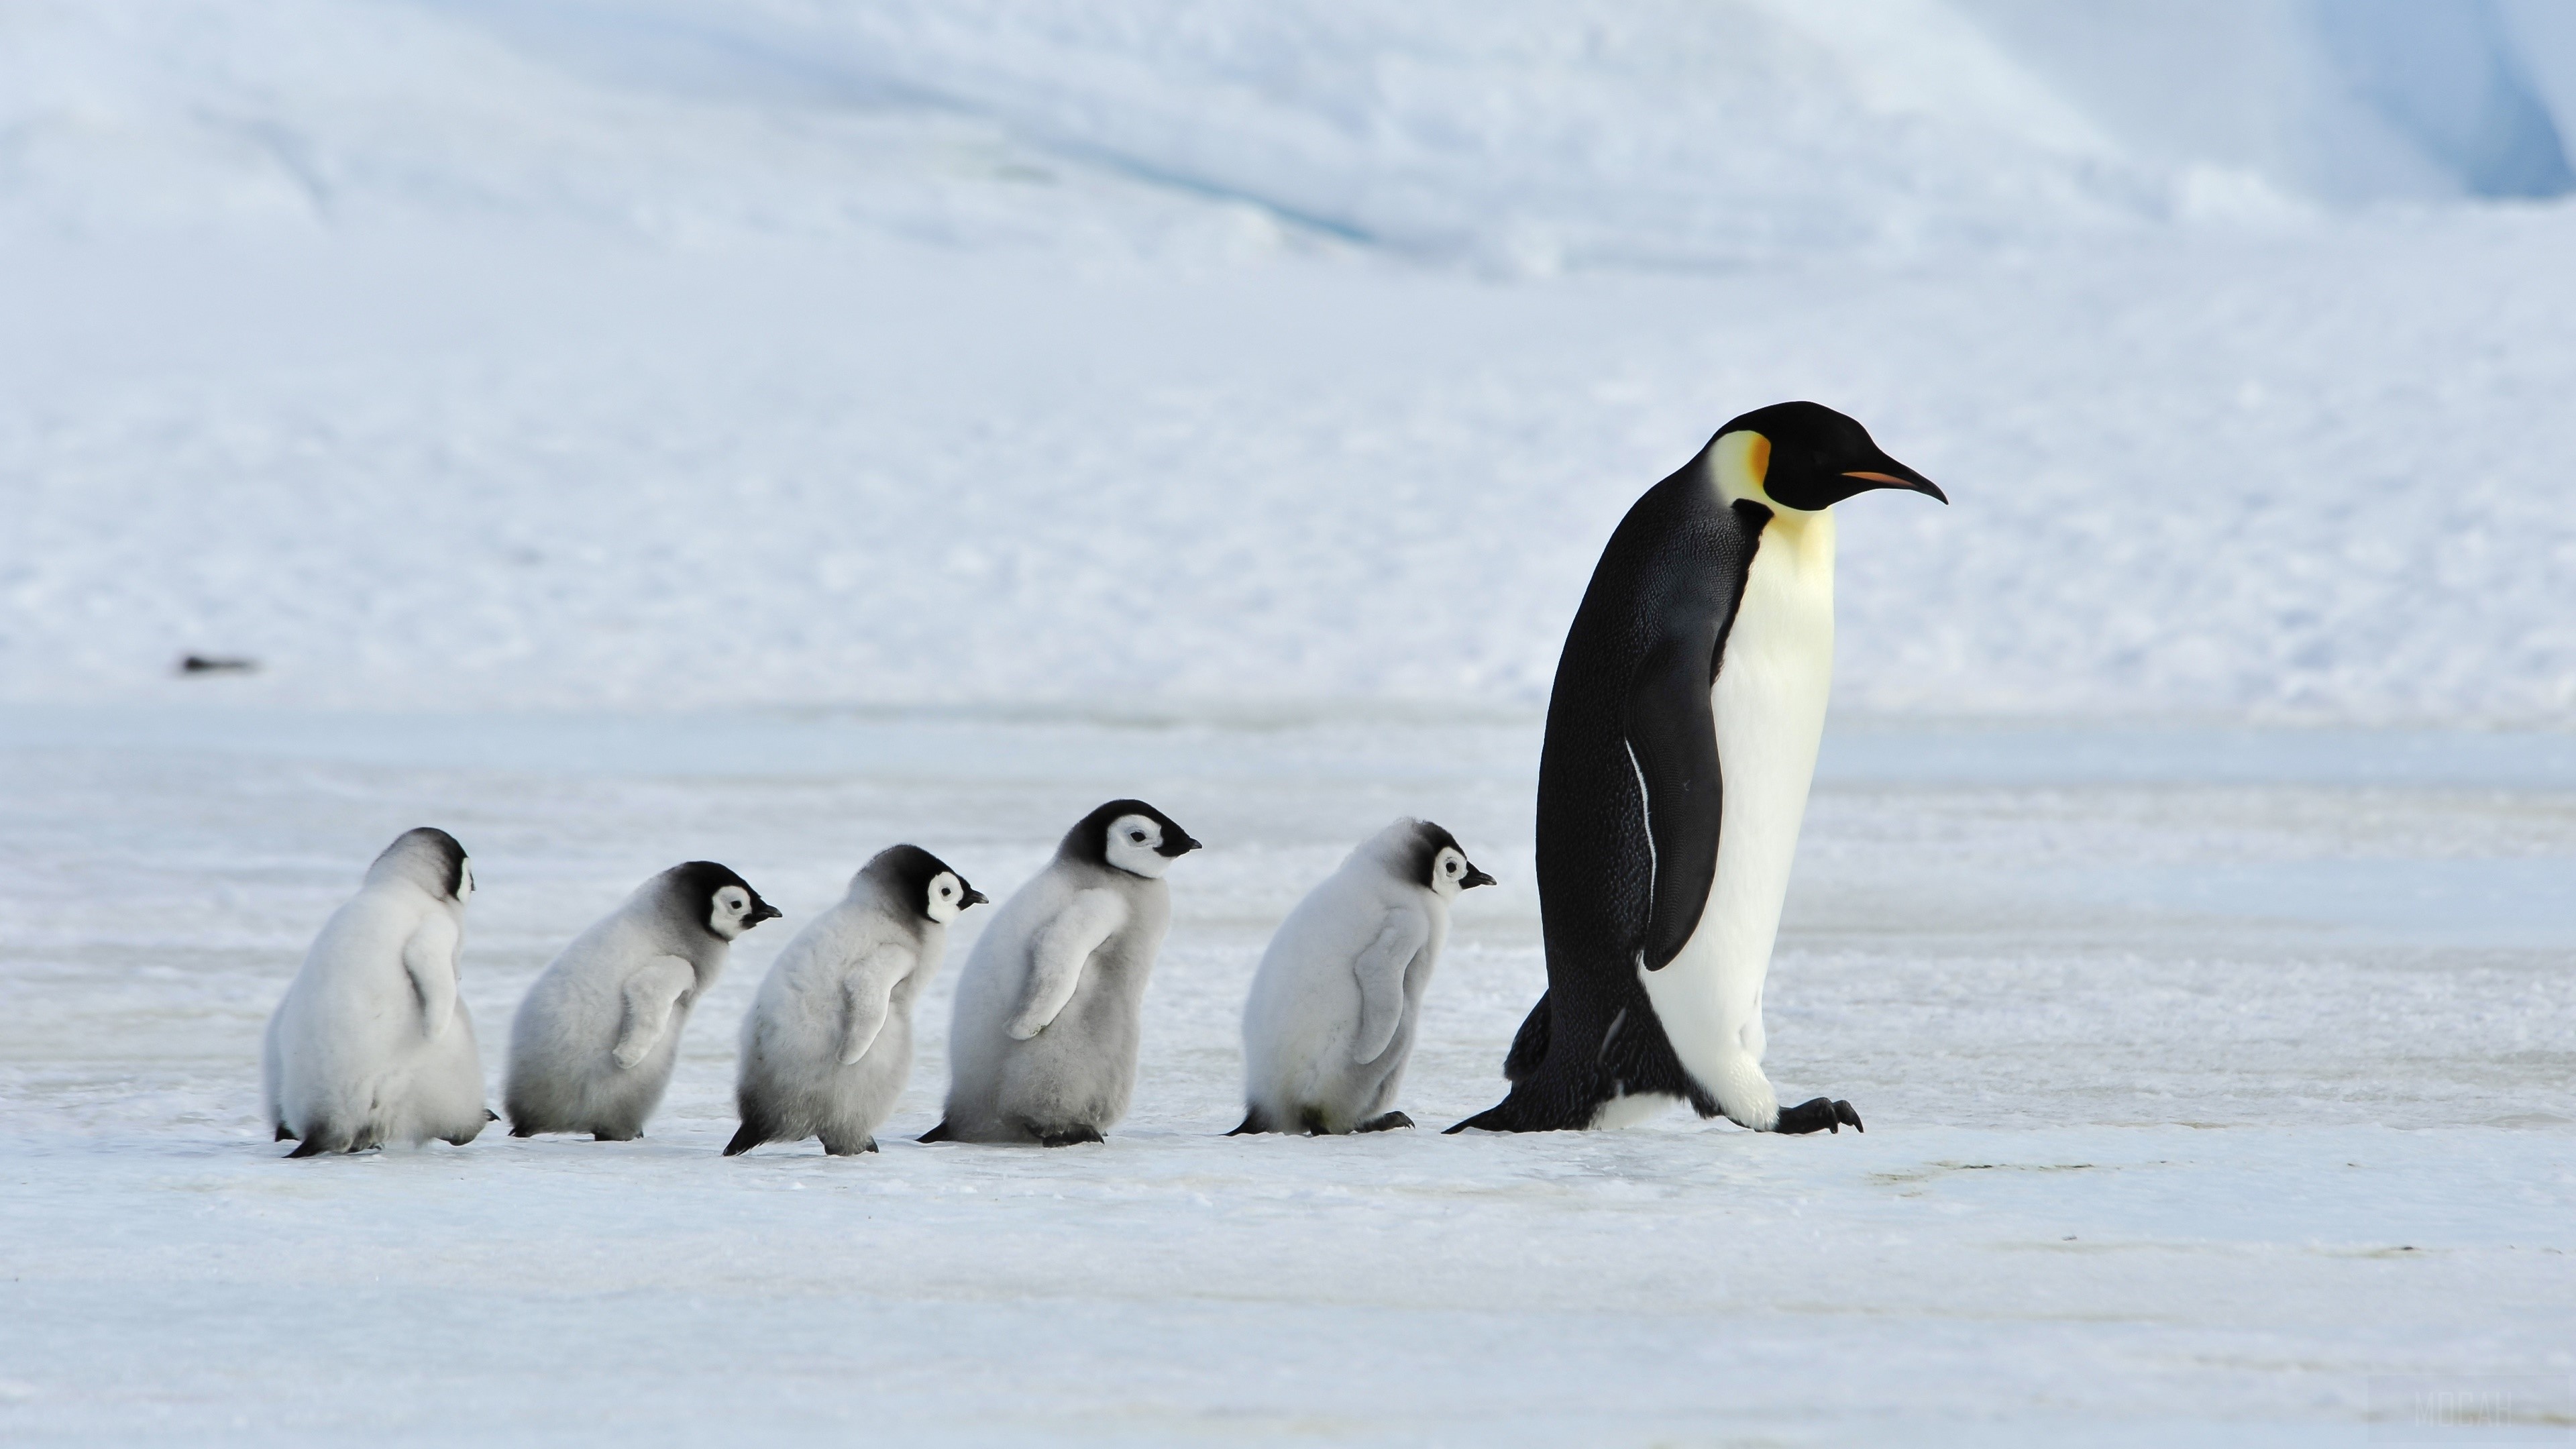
top-left (5, 1), bottom-right (2576, 1442)
top-left (2, 709), bottom-right (2572, 1444)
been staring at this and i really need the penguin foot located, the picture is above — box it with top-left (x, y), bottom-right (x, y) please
top-left (282, 1136), bottom-right (331, 1159)
top-left (484, 1109), bottom-right (500, 1122)
top-left (1225, 1110), bottom-right (1270, 1136)
top-left (1772, 1097), bottom-right (1864, 1135)
top-left (722, 1122), bottom-right (767, 1157)
top-left (1036, 1126), bottom-right (1105, 1148)
top-left (916, 1120), bottom-right (954, 1144)
top-left (822, 1136), bottom-right (879, 1156)
top-left (591, 1129), bottom-right (641, 1142)
top-left (274, 1123), bottom-right (292, 1142)
top-left (1358, 1112), bottom-right (1415, 1133)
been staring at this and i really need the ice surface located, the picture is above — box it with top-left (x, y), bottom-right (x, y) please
top-left (2, 710), bottom-right (2572, 1444)
top-left (5, 3), bottom-right (2575, 1442)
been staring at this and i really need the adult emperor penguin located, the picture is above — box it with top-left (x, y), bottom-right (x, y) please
top-left (922, 800), bottom-right (1199, 1146)
top-left (1451, 401), bottom-right (1943, 1136)
top-left (504, 861), bottom-right (779, 1140)
top-left (262, 827), bottom-right (492, 1157)
top-left (1232, 818), bottom-right (1494, 1135)
top-left (725, 845), bottom-right (987, 1157)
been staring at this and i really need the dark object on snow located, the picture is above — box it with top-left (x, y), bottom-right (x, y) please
top-left (178, 655), bottom-right (258, 675)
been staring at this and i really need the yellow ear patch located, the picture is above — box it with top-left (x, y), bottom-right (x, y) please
top-left (1711, 429), bottom-right (1772, 506)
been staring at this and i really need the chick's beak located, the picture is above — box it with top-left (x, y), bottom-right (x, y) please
top-left (1158, 832), bottom-right (1203, 857)
top-left (1460, 865), bottom-right (1497, 889)
top-left (748, 899), bottom-right (783, 924)
top-left (960, 888), bottom-right (990, 909)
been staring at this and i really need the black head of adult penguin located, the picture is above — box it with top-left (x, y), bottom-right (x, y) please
top-left (1717, 400), bottom-right (1946, 512)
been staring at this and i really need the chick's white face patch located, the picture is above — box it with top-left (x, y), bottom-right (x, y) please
top-left (925, 870), bottom-right (966, 924)
top-left (1104, 814), bottom-right (1173, 877)
top-left (710, 884), bottom-right (753, 938)
top-left (1430, 845), bottom-right (1470, 899)
top-left (455, 859), bottom-right (474, 904)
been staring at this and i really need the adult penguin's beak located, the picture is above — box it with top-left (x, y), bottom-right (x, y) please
top-left (1839, 453), bottom-right (1947, 503)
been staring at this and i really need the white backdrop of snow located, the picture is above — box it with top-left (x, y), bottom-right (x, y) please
top-left (7, 7), bottom-right (2576, 1442)
top-left (5, 1), bottom-right (2576, 723)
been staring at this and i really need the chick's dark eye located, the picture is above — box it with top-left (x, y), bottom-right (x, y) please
top-left (1129, 830), bottom-right (1146, 843)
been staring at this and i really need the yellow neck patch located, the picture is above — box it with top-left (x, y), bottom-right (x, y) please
top-left (1711, 428), bottom-right (1832, 555)
top-left (1713, 429), bottom-right (1772, 508)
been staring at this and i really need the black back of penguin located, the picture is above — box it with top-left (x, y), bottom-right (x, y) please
top-left (1501, 447), bottom-right (1765, 1125)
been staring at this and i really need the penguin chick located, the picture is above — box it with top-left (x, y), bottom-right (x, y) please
top-left (922, 800), bottom-right (1200, 1146)
top-left (1232, 818), bottom-right (1493, 1136)
top-left (505, 861), bottom-right (779, 1141)
top-left (262, 827), bottom-right (490, 1157)
top-left (725, 846), bottom-right (987, 1157)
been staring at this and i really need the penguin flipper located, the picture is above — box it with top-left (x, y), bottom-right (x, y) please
top-left (1225, 1109), bottom-right (1270, 1136)
top-left (1350, 908), bottom-right (1431, 1065)
top-left (1623, 637), bottom-right (1728, 971)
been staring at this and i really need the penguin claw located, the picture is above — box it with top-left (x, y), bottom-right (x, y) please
top-left (1774, 1097), bottom-right (1865, 1135)
top-left (1358, 1111), bottom-right (1415, 1133)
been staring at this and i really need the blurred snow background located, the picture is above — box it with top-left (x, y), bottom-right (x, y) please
top-left (5, 0), bottom-right (2575, 722)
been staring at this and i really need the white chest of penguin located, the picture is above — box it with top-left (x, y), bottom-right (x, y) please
top-left (1639, 508), bottom-right (1835, 1122)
